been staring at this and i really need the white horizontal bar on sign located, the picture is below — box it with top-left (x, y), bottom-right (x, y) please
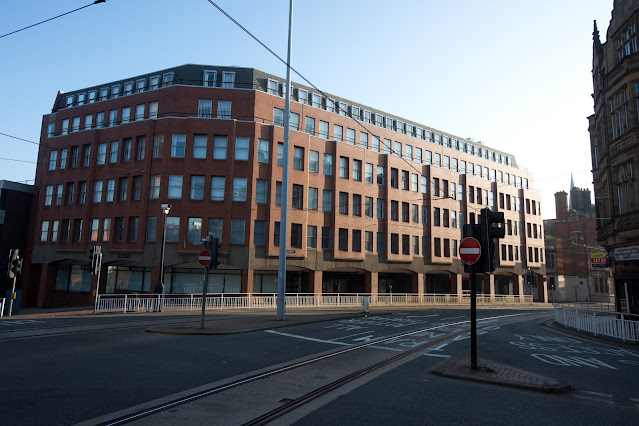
top-left (459, 248), bottom-right (480, 254)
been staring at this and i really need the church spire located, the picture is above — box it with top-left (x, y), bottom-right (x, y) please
top-left (593, 20), bottom-right (603, 57)
top-left (569, 173), bottom-right (575, 210)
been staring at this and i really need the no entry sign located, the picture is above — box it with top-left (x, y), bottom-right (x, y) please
top-left (198, 250), bottom-right (212, 267)
top-left (460, 237), bottom-right (481, 265)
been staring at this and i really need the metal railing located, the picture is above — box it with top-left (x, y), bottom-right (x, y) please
top-left (554, 305), bottom-right (639, 343)
top-left (0, 298), bottom-right (4, 317)
top-left (95, 293), bottom-right (534, 314)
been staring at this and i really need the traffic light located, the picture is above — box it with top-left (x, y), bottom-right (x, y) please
top-left (8, 249), bottom-right (22, 278)
top-left (89, 246), bottom-right (102, 275)
top-left (211, 237), bottom-right (222, 270)
top-left (478, 208), bottom-right (505, 273)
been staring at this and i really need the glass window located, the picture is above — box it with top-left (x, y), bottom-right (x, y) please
top-left (217, 100), bottom-right (231, 119)
top-left (97, 143), bottom-right (106, 165)
top-left (257, 139), bottom-right (270, 163)
top-left (190, 175), bottom-right (205, 200)
top-left (121, 107), bottom-right (130, 123)
top-left (129, 217), bottom-right (139, 242)
top-left (322, 227), bottom-right (331, 249)
top-left (230, 219), bottom-right (245, 244)
top-left (273, 108), bottom-right (284, 126)
top-left (256, 179), bottom-right (268, 204)
top-left (235, 136), bottom-right (249, 161)
top-left (187, 218), bottom-right (202, 243)
top-left (106, 179), bottom-right (115, 202)
top-left (153, 134), bottom-right (164, 158)
top-left (293, 146), bottom-right (304, 170)
top-left (308, 187), bottom-right (318, 210)
top-left (109, 141), bottom-right (119, 163)
top-left (340, 157), bottom-right (348, 179)
top-left (198, 99), bottom-right (212, 118)
top-left (122, 138), bottom-right (131, 162)
top-left (309, 150), bottom-right (319, 173)
top-left (171, 134), bottom-right (185, 157)
top-left (307, 225), bottom-right (317, 249)
top-left (93, 181), bottom-right (103, 203)
top-left (305, 117), bottom-right (315, 135)
top-left (322, 190), bottom-right (332, 212)
top-left (334, 125), bottom-right (343, 142)
top-left (323, 153), bottom-right (333, 175)
top-left (168, 175), bottom-right (183, 199)
top-left (208, 218), bottom-right (223, 243)
top-left (204, 70), bottom-right (217, 87)
top-left (254, 220), bottom-right (266, 245)
top-left (319, 120), bottom-right (329, 139)
top-left (347, 128), bottom-right (355, 145)
top-left (165, 217), bottom-right (179, 242)
top-left (48, 150), bottom-right (57, 170)
top-left (213, 135), bottom-right (228, 159)
top-left (222, 72), bottom-right (235, 88)
top-left (292, 184), bottom-right (303, 208)
top-left (233, 177), bottom-right (248, 202)
top-left (119, 177), bottom-right (128, 201)
top-left (193, 134), bottom-right (207, 158)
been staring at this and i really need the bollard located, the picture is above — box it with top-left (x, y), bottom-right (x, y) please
top-left (361, 296), bottom-right (370, 315)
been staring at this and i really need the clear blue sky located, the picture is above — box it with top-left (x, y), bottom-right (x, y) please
top-left (0, 0), bottom-right (614, 218)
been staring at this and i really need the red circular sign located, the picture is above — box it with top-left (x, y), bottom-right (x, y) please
top-left (198, 250), bottom-right (212, 266)
top-left (459, 237), bottom-right (481, 265)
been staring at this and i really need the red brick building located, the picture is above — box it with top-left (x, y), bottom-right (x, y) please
top-left (23, 64), bottom-right (546, 307)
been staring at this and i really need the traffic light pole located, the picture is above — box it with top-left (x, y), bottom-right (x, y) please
top-left (8, 275), bottom-right (17, 317)
top-left (201, 235), bottom-right (212, 329)
top-left (470, 263), bottom-right (477, 370)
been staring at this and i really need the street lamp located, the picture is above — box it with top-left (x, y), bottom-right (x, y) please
top-left (158, 203), bottom-right (171, 308)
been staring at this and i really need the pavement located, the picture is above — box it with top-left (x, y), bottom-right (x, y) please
top-left (3, 304), bottom-right (603, 394)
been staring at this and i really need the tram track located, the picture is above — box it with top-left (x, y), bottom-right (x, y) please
top-left (97, 311), bottom-right (550, 425)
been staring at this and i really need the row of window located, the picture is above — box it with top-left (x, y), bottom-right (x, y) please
top-left (49, 102), bottom-right (159, 138)
top-left (268, 87), bottom-right (513, 167)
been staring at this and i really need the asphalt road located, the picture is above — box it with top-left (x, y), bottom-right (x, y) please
top-left (1, 308), bottom-right (636, 425)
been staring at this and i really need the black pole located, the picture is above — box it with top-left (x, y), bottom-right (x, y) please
top-left (201, 235), bottom-right (211, 329)
top-left (470, 264), bottom-right (477, 369)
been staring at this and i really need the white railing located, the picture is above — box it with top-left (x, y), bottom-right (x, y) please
top-left (0, 298), bottom-right (4, 317)
top-left (554, 305), bottom-right (639, 343)
top-left (95, 293), bottom-right (534, 314)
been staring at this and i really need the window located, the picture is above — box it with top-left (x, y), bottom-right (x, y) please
top-left (222, 71), bottom-right (235, 88)
top-left (41, 221), bottom-right (49, 242)
top-left (233, 177), bottom-right (248, 201)
top-left (411, 173), bottom-right (418, 192)
top-left (319, 120), bottom-right (329, 139)
top-left (365, 197), bottom-right (373, 217)
top-left (61, 119), bottom-right (69, 135)
top-left (365, 163), bottom-right (373, 183)
top-left (434, 238), bottom-right (441, 257)
top-left (390, 168), bottom-right (398, 188)
top-left (48, 150), bottom-right (57, 170)
top-left (109, 109), bottom-right (118, 126)
top-left (230, 219), bottom-right (245, 244)
top-left (235, 137), bottom-right (249, 161)
top-left (292, 184), bottom-right (303, 209)
top-left (171, 134), bottom-right (185, 157)
top-left (198, 99), bottom-right (212, 118)
top-left (66, 182), bottom-right (74, 205)
top-left (277, 143), bottom-right (283, 166)
top-left (372, 136), bottom-right (380, 152)
top-left (291, 223), bottom-right (302, 248)
top-left (353, 160), bottom-right (362, 181)
top-left (93, 181), bottom-right (103, 203)
top-left (334, 125), bottom-right (343, 142)
top-left (322, 227), bottom-right (331, 250)
top-left (309, 150), bottom-right (319, 173)
top-left (256, 179), bottom-right (268, 204)
top-left (254, 220), bottom-right (266, 245)
top-left (352, 230), bottom-right (361, 252)
top-left (377, 199), bottom-right (384, 219)
top-left (109, 141), bottom-right (119, 163)
top-left (433, 207), bottom-right (440, 226)
top-left (129, 217), bottom-right (139, 242)
top-left (121, 107), bottom-right (130, 123)
top-left (339, 157), bottom-right (348, 179)
top-left (119, 177), bottom-right (128, 201)
top-left (297, 88), bottom-right (309, 104)
top-left (190, 175), bottom-right (205, 200)
top-left (74, 219), bottom-right (83, 242)
top-left (121, 138), bottom-right (132, 162)
top-left (377, 166), bottom-right (384, 185)
top-left (149, 102), bottom-right (158, 119)
top-left (132, 176), bottom-right (142, 200)
top-left (256, 139), bottom-right (269, 163)
top-left (163, 72), bottom-right (174, 87)
top-left (79, 181), bottom-right (87, 204)
top-left (166, 217), bottom-right (179, 242)
top-left (148, 176), bottom-right (160, 198)
top-left (412, 204), bottom-right (418, 223)
top-left (217, 100), bottom-right (231, 119)
top-left (402, 235), bottom-right (410, 255)
top-left (61, 220), bottom-right (70, 242)
top-left (390, 233), bottom-right (399, 254)
top-left (338, 228), bottom-right (348, 251)
top-left (322, 190), bottom-right (332, 212)
top-left (308, 187), bottom-right (318, 210)
top-left (187, 218), bottom-right (202, 243)
top-left (394, 141), bottom-right (401, 157)
top-left (213, 135), bottom-right (228, 159)
top-left (72, 117), bottom-right (80, 132)
top-left (51, 221), bottom-right (59, 243)
top-left (124, 82), bottom-right (133, 95)
top-left (267, 79), bottom-right (279, 95)
top-left (391, 201), bottom-right (398, 221)
top-left (168, 175), bottom-right (183, 199)
top-left (105, 179), bottom-right (115, 202)
top-left (290, 112), bottom-right (300, 131)
top-left (276, 182), bottom-right (282, 206)
top-left (353, 194), bottom-right (361, 216)
top-left (347, 128), bottom-right (355, 145)
top-left (204, 70), bottom-right (217, 87)
top-left (209, 218), bottom-right (223, 243)
top-left (305, 117), bottom-right (315, 135)
top-left (339, 192), bottom-right (349, 215)
top-left (84, 115), bottom-right (92, 130)
top-left (402, 202), bottom-right (409, 222)
top-left (360, 132), bottom-right (368, 149)
top-left (153, 134), bottom-right (164, 158)
top-left (323, 153), bottom-right (333, 175)
top-left (293, 146), bottom-right (304, 170)
top-left (312, 93), bottom-right (321, 108)
top-left (307, 225), bottom-right (317, 249)
top-left (150, 75), bottom-right (160, 90)
top-left (273, 108), bottom-right (284, 126)
top-left (193, 134), bottom-right (207, 158)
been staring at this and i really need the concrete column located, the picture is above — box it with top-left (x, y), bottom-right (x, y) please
top-left (417, 273), bottom-right (424, 298)
top-left (541, 277), bottom-right (549, 303)
top-left (311, 270), bottom-right (323, 295)
top-left (455, 273), bottom-right (463, 296)
top-left (517, 275), bottom-right (524, 302)
top-left (241, 269), bottom-right (254, 294)
top-left (411, 272), bottom-right (420, 294)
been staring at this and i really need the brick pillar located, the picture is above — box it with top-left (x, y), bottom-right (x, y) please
top-left (488, 274), bottom-right (495, 302)
top-left (540, 277), bottom-right (549, 303)
top-left (417, 272), bottom-right (424, 298)
top-left (36, 263), bottom-right (51, 308)
top-left (311, 270), bottom-right (323, 295)
top-left (241, 269), bottom-right (254, 294)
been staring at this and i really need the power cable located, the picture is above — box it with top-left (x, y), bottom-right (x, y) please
top-left (0, 1), bottom-right (107, 39)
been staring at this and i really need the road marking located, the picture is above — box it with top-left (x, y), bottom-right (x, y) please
top-left (331, 331), bottom-right (375, 341)
top-left (440, 316), bottom-right (465, 321)
top-left (264, 330), bottom-right (350, 346)
top-left (0, 319), bottom-right (46, 326)
top-left (406, 314), bottom-right (439, 319)
top-left (574, 395), bottom-right (614, 405)
top-left (431, 343), bottom-right (448, 351)
top-left (423, 353), bottom-right (449, 358)
top-left (583, 391), bottom-right (612, 398)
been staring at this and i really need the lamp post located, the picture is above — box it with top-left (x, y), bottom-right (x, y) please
top-left (158, 203), bottom-right (171, 310)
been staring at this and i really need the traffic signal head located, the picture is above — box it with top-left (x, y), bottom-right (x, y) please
top-left (211, 237), bottom-right (222, 269)
top-left (478, 208), bottom-right (505, 273)
top-left (9, 249), bottom-right (22, 277)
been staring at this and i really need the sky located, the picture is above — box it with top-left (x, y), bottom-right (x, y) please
top-left (0, 0), bottom-right (615, 219)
